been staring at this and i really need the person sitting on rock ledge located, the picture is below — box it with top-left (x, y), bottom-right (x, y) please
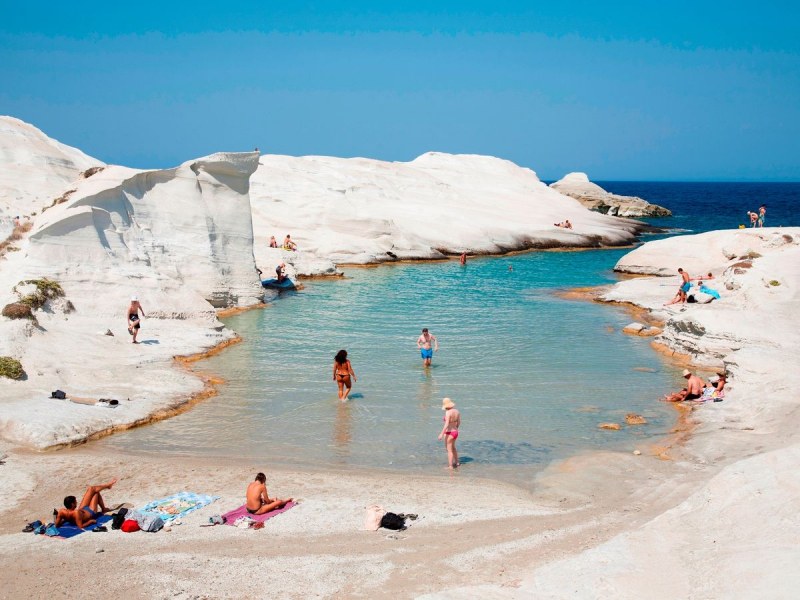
top-left (55, 478), bottom-right (118, 529)
top-left (697, 280), bottom-right (721, 300)
top-left (283, 234), bottom-right (298, 251)
top-left (246, 472), bottom-right (292, 515)
top-left (708, 373), bottom-right (727, 399)
top-left (664, 369), bottom-right (705, 402)
top-left (276, 262), bottom-right (287, 283)
top-left (268, 235), bottom-right (278, 248)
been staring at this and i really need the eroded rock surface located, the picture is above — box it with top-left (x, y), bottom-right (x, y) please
top-left (550, 172), bottom-right (671, 217)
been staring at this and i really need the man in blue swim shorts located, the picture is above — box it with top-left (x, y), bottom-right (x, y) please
top-left (417, 328), bottom-right (439, 367)
top-left (665, 267), bottom-right (692, 305)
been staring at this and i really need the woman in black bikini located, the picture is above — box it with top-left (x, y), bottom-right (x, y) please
top-left (332, 349), bottom-right (357, 402)
top-left (127, 296), bottom-right (146, 344)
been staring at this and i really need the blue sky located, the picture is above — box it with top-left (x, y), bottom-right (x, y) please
top-left (1, 1), bottom-right (798, 180)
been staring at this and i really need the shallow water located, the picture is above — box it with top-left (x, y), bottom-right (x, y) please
top-left (94, 182), bottom-right (800, 482)
top-left (100, 248), bottom-right (679, 479)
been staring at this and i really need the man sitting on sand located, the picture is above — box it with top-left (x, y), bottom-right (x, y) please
top-left (664, 369), bottom-right (706, 402)
top-left (246, 472), bottom-right (292, 515)
top-left (55, 478), bottom-right (118, 529)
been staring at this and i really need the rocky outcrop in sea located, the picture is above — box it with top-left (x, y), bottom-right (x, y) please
top-left (550, 172), bottom-right (672, 217)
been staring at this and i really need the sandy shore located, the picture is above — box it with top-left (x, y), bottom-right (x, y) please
top-left (0, 432), bottom-right (707, 600)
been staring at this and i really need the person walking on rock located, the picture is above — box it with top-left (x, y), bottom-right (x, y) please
top-left (127, 295), bottom-right (146, 344)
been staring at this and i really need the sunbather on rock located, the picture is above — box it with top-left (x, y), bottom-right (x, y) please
top-left (246, 472), bottom-right (292, 515)
top-left (55, 478), bottom-right (117, 529)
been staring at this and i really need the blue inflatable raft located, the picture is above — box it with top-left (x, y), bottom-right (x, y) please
top-left (261, 277), bottom-right (296, 290)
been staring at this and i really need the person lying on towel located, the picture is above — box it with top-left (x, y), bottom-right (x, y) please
top-left (55, 478), bottom-right (117, 529)
top-left (246, 472), bottom-right (293, 515)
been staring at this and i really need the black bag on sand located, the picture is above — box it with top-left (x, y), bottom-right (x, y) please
top-left (380, 512), bottom-right (406, 531)
top-left (51, 390), bottom-right (67, 400)
top-left (112, 508), bottom-right (129, 530)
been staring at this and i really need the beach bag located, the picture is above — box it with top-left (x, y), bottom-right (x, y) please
top-left (111, 508), bottom-right (129, 530)
top-left (364, 505), bottom-right (386, 531)
top-left (121, 519), bottom-right (140, 533)
top-left (51, 390), bottom-right (67, 400)
top-left (379, 512), bottom-right (406, 531)
top-left (137, 513), bottom-right (165, 532)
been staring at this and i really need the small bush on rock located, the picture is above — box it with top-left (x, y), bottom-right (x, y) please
top-left (0, 356), bottom-right (25, 380)
top-left (15, 278), bottom-right (65, 309)
top-left (2, 302), bottom-right (34, 319)
top-left (770, 280), bottom-right (781, 286)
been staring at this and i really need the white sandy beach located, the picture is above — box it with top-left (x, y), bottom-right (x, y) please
top-left (1, 117), bottom-right (799, 598)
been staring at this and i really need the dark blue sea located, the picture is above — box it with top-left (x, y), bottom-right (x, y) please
top-left (599, 181), bottom-right (800, 234)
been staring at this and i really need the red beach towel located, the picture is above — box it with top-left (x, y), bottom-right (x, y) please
top-left (222, 501), bottom-right (296, 526)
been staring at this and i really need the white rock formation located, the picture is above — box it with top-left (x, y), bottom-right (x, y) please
top-left (251, 153), bottom-right (646, 275)
top-left (0, 148), bottom-right (262, 448)
top-left (0, 116), bottom-right (104, 218)
top-left (550, 172), bottom-right (671, 217)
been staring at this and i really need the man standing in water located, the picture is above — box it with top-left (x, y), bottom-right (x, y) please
top-left (417, 328), bottom-right (439, 367)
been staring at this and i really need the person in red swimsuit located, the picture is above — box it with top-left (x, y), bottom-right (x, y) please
top-left (438, 397), bottom-right (461, 469)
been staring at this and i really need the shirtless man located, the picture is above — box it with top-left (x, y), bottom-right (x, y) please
top-left (417, 328), bottom-right (439, 367)
top-left (665, 267), bottom-right (692, 305)
top-left (283, 234), bottom-right (297, 251)
top-left (55, 478), bottom-right (117, 529)
top-left (127, 296), bottom-right (146, 344)
top-left (664, 369), bottom-right (705, 402)
top-left (276, 262), bottom-right (286, 282)
top-left (245, 472), bottom-right (292, 515)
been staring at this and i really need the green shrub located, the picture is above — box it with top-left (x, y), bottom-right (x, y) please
top-left (15, 278), bottom-right (64, 309)
top-left (2, 302), bottom-right (34, 319)
top-left (770, 280), bottom-right (781, 286)
top-left (0, 356), bottom-right (25, 380)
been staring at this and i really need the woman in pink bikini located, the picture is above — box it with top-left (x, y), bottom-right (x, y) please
top-left (438, 397), bottom-right (461, 469)
top-left (332, 349), bottom-right (357, 402)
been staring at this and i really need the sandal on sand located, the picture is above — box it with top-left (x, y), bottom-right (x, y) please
top-left (92, 525), bottom-right (108, 532)
top-left (23, 520), bottom-right (42, 533)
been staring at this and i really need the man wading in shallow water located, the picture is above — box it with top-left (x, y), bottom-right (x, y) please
top-left (417, 328), bottom-right (439, 367)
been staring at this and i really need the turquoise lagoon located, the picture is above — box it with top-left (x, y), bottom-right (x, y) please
top-left (100, 247), bottom-right (680, 482)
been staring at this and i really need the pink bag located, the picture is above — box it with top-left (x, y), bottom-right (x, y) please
top-left (363, 505), bottom-right (386, 531)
